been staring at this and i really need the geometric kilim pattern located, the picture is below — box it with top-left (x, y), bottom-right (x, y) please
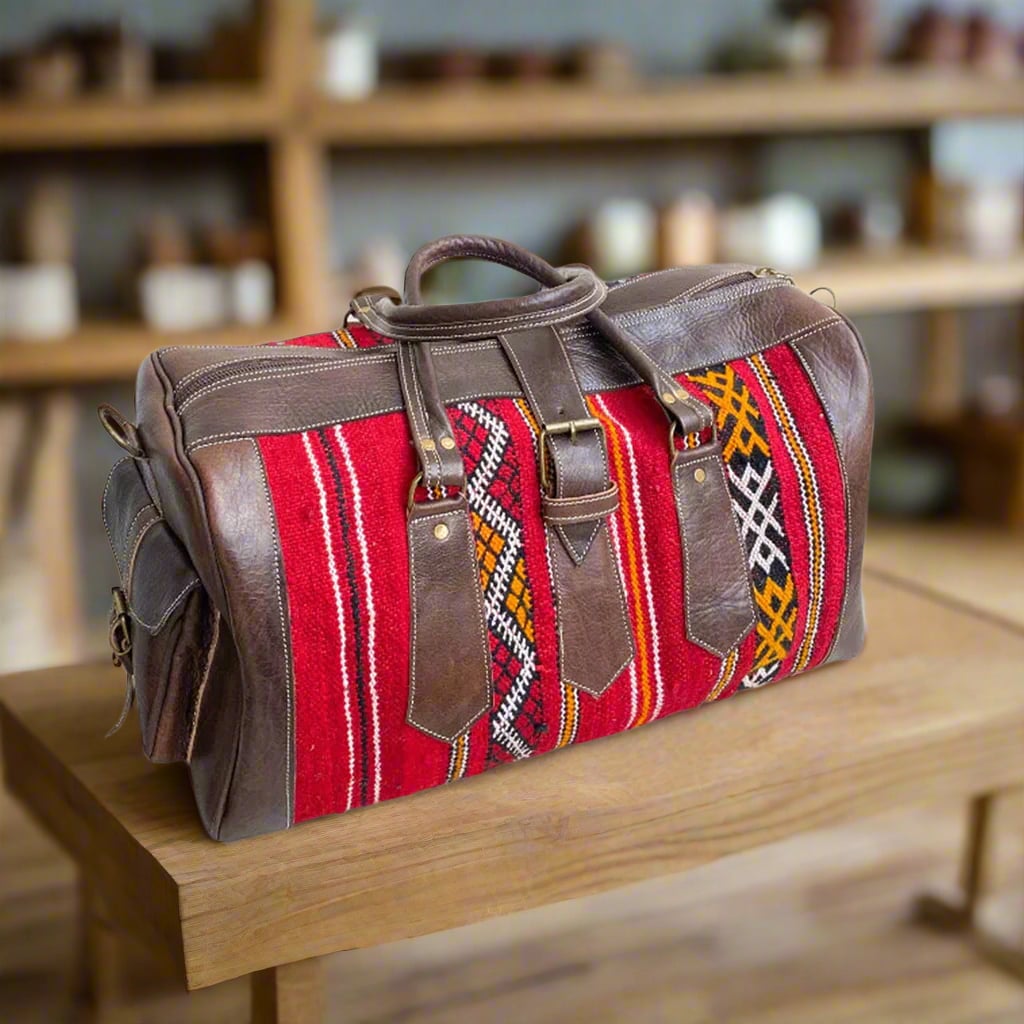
top-left (449, 400), bottom-right (545, 767)
top-left (685, 363), bottom-right (799, 688)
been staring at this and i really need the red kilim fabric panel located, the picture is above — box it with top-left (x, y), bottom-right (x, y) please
top-left (257, 328), bottom-right (849, 823)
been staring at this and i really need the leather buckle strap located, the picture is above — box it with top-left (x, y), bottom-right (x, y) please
top-left (538, 417), bottom-right (603, 495)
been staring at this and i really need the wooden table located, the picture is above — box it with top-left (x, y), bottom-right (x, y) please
top-left (2, 571), bottom-right (1023, 1023)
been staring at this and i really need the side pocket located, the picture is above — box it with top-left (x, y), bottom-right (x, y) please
top-left (103, 457), bottom-right (213, 762)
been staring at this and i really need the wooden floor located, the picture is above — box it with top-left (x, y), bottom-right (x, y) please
top-left (2, 777), bottom-right (1021, 1023)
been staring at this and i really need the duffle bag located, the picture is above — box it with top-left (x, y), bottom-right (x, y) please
top-left (99, 234), bottom-right (873, 841)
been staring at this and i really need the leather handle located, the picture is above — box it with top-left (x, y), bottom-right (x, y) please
top-left (404, 234), bottom-right (566, 302)
top-left (351, 236), bottom-right (607, 343)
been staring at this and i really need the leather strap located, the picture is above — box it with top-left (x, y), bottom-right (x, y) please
top-left (671, 443), bottom-right (756, 656)
top-left (498, 324), bottom-right (634, 695)
top-left (406, 495), bottom-right (492, 742)
top-left (397, 341), bottom-right (491, 741)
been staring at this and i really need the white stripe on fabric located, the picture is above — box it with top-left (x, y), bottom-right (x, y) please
top-left (301, 431), bottom-right (356, 813)
top-left (333, 425), bottom-right (383, 805)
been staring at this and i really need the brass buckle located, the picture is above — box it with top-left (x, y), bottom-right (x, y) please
top-left (108, 587), bottom-right (132, 668)
top-left (538, 417), bottom-right (603, 495)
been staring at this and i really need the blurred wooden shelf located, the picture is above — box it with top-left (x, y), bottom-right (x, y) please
top-left (0, 87), bottom-right (280, 150)
top-left (3, 247), bottom-right (1023, 386)
top-left (0, 320), bottom-right (298, 388)
top-left (312, 70), bottom-right (1024, 147)
top-left (794, 246), bottom-right (1024, 314)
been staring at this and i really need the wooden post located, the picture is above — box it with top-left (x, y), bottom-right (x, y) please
top-left (261, 0), bottom-right (332, 332)
top-left (251, 958), bottom-right (325, 1024)
top-left (917, 307), bottom-right (964, 423)
top-left (913, 791), bottom-right (1024, 983)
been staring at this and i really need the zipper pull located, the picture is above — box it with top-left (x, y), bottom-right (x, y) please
top-left (753, 266), bottom-right (795, 285)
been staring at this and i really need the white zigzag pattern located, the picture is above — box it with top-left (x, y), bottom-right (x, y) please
top-left (728, 461), bottom-right (789, 576)
top-left (458, 401), bottom-right (536, 760)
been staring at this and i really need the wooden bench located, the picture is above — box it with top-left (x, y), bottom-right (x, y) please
top-left (2, 571), bottom-right (1023, 1023)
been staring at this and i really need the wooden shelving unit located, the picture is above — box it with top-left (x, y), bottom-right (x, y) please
top-left (311, 70), bottom-right (1024, 147)
top-left (0, 86), bottom-right (281, 149)
top-left (2, 247), bottom-right (1020, 386)
top-left (0, 0), bottom-right (1021, 660)
top-left (0, 319), bottom-right (299, 388)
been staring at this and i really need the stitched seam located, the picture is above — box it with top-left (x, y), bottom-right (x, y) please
top-left (180, 320), bottom-right (844, 450)
top-left (117, 503), bottom-right (158, 575)
top-left (177, 355), bottom-right (395, 412)
top-left (671, 269), bottom-right (752, 302)
top-left (101, 456), bottom-right (134, 575)
top-left (355, 275), bottom-right (604, 337)
top-left (124, 514), bottom-right (163, 599)
top-left (185, 609), bottom-right (221, 763)
top-left (173, 351), bottom-right (339, 392)
top-left (398, 344), bottom-right (444, 490)
top-left (610, 279), bottom-right (788, 329)
top-left (554, 524), bottom-right (635, 695)
top-left (542, 484), bottom-right (619, 508)
top-left (407, 508), bottom-right (491, 741)
top-left (789, 329), bottom-right (855, 661)
top-left (674, 453), bottom-right (756, 658)
top-left (248, 438), bottom-right (293, 824)
top-left (130, 579), bottom-right (200, 633)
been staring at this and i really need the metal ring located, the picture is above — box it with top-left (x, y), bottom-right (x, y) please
top-left (97, 404), bottom-right (143, 457)
top-left (810, 285), bottom-right (838, 310)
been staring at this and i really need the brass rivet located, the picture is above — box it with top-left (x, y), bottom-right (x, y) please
top-left (694, 468), bottom-right (706, 484)
top-left (662, 391), bottom-right (676, 405)
top-left (421, 439), bottom-right (436, 452)
top-left (440, 436), bottom-right (457, 450)
top-left (433, 522), bottom-right (450, 541)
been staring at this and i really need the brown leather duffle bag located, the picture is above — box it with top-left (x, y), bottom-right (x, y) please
top-left (100, 235), bottom-right (872, 841)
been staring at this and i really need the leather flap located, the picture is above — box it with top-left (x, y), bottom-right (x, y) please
top-left (672, 443), bottom-right (756, 657)
top-left (103, 457), bottom-right (200, 634)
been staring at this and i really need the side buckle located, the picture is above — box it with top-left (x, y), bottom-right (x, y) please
top-left (538, 417), bottom-right (604, 496)
top-left (108, 587), bottom-right (132, 668)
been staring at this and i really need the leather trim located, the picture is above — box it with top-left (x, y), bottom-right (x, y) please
top-left (541, 483), bottom-right (620, 525)
top-left (406, 495), bottom-right (492, 742)
top-left (175, 289), bottom-right (842, 453)
top-left (789, 316), bottom-right (873, 664)
top-left (357, 265), bottom-right (607, 343)
top-left (499, 325), bottom-right (610, 563)
top-left (190, 440), bottom-right (293, 836)
top-left (672, 442), bottom-right (756, 656)
top-left (548, 522), bottom-right (635, 697)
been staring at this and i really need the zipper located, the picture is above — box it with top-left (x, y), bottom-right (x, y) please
top-left (174, 354), bottom-right (332, 411)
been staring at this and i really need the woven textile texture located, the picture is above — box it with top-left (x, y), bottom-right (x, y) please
top-left (258, 324), bottom-right (849, 822)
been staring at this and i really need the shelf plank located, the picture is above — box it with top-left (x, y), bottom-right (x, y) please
top-left (2, 246), bottom-right (1022, 387)
top-left (313, 70), bottom-right (1024, 146)
top-left (794, 246), bottom-right (1024, 314)
top-left (0, 320), bottom-right (299, 388)
top-left (0, 87), bottom-right (280, 150)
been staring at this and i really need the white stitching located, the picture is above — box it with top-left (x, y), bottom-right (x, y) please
top-left (788, 321), bottom-right (858, 661)
top-left (130, 578), bottom-right (201, 633)
top-left (356, 275), bottom-right (605, 338)
top-left (249, 438), bottom-right (293, 824)
top-left (123, 510), bottom-right (162, 594)
top-left (173, 350), bottom-right (340, 392)
top-left (551, 523), bottom-right (635, 695)
top-left (397, 344), bottom-right (444, 490)
top-left (101, 455), bottom-right (133, 573)
top-left (406, 505), bottom-right (491, 741)
top-left (673, 451), bottom-right (756, 658)
top-left (177, 355), bottom-right (395, 412)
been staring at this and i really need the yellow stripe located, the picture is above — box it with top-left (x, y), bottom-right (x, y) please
top-left (590, 399), bottom-right (652, 726)
top-left (557, 684), bottom-right (577, 747)
top-left (704, 649), bottom-right (739, 703)
top-left (751, 354), bottom-right (822, 670)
